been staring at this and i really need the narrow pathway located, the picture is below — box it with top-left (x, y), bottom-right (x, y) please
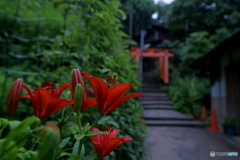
top-left (141, 72), bottom-right (240, 160)
top-left (141, 72), bottom-right (205, 127)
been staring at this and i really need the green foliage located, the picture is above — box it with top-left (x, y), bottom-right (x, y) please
top-left (222, 116), bottom-right (239, 127)
top-left (180, 31), bottom-right (214, 67)
top-left (166, 0), bottom-right (240, 36)
top-left (209, 27), bottom-right (232, 44)
top-left (120, 0), bottom-right (156, 37)
top-left (0, 0), bottom-right (146, 159)
top-left (0, 117), bottom-right (62, 160)
top-left (168, 77), bottom-right (209, 116)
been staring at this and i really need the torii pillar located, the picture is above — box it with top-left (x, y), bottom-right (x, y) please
top-left (130, 46), bottom-right (174, 84)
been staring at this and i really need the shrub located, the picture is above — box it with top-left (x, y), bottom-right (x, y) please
top-left (168, 77), bottom-right (209, 116)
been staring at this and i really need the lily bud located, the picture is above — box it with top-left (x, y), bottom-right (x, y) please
top-left (7, 78), bottom-right (23, 115)
top-left (39, 122), bottom-right (60, 142)
top-left (72, 69), bottom-right (84, 93)
top-left (74, 84), bottom-right (83, 110)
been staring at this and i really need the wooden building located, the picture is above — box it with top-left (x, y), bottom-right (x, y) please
top-left (197, 30), bottom-right (240, 125)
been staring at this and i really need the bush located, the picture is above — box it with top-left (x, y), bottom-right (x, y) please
top-left (168, 77), bottom-right (209, 116)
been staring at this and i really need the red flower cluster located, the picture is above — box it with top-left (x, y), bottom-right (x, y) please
top-left (89, 127), bottom-right (132, 158)
top-left (7, 69), bottom-right (143, 158)
top-left (82, 72), bottom-right (143, 114)
top-left (7, 79), bottom-right (74, 119)
top-left (7, 70), bottom-right (143, 118)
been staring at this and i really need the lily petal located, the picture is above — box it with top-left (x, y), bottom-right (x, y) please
top-left (104, 93), bottom-right (143, 114)
top-left (102, 137), bottom-right (132, 158)
top-left (34, 88), bottom-right (52, 118)
top-left (40, 98), bottom-right (74, 119)
top-left (107, 129), bottom-right (118, 140)
top-left (21, 95), bottom-right (31, 99)
top-left (55, 82), bottom-right (72, 98)
top-left (84, 76), bottom-right (108, 113)
top-left (104, 84), bottom-right (133, 111)
top-left (81, 98), bottom-right (97, 110)
top-left (89, 128), bottom-right (102, 144)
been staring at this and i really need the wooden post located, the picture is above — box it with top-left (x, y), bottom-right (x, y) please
top-left (163, 49), bottom-right (169, 83)
top-left (159, 57), bottom-right (164, 80)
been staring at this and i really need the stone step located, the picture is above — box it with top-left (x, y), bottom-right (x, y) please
top-left (144, 120), bottom-right (206, 127)
top-left (142, 87), bottom-right (160, 91)
top-left (142, 93), bottom-right (168, 97)
top-left (142, 101), bottom-right (172, 105)
top-left (142, 78), bottom-right (157, 82)
top-left (142, 88), bottom-right (161, 92)
top-left (143, 105), bottom-right (173, 110)
top-left (141, 84), bottom-right (159, 88)
top-left (143, 110), bottom-right (193, 120)
top-left (142, 116), bottom-right (193, 121)
top-left (141, 97), bottom-right (170, 101)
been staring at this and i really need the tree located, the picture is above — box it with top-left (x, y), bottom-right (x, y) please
top-left (166, 0), bottom-right (240, 36)
top-left (120, 0), bottom-right (156, 38)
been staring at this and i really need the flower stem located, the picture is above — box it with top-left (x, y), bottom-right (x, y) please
top-left (61, 107), bottom-right (65, 120)
top-left (29, 134), bottom-right (37, 150)
top-left (76, 109), bottom-right (83, 159)
top-left (76, 109), bottom-right (82, 134)
top-left (88, 114), bottom-right (103, 131)
top-left (64, 113), bottom-right (74, 122)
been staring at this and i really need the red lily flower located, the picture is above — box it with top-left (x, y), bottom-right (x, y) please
top-left (8, 79), bottom-right (74, 119)
top-left (71, 69), bottom-right (97, 110)
top-left (22, 80), bottom-right (72, 99)
top-left (82, 72), bottom-right (143, 114)
top-left (25, 88), bottom-right (74, 119)
top-left (89, 127), bottom-right (132, 158)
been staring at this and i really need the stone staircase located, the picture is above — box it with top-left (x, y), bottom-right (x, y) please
top-left (141, 72), bottom-right (206, 127)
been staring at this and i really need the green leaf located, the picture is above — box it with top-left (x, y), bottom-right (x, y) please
top-left (57, 3), bottom-right (69, 10)
top-left (80, 144), bottom-right (85, 160)
top-left (17, 153), bottom-right (26, 160)
top-left (81, 123), bottom-right (90, 133)
top-left (58, 137), bottom-right (71, 150)
top-left (6, 141), bottom-right (19, 160)
top-left (1, 117), bottom-right (40, 154)
top-left (0, 118), bottom-right (9, 127)
top-left (70, 126), bottom-right (79, 134)
top-left (72, 141), bottom-right (79, 156)
top-left (24, 151), bottom-right (37, 160)
top-left (98, 68), bottom-right (111, 74)
top-left (74, 134), bottom-right (85, 141)
top-left (84, 152), bottom-right (97, 160)
top-left (52, 0), bottom-right (64, 3)
top-left (97, 116), bottom-right (119, 128)
top-left (36, 128), bottom-right (59, 160)
top-left (60, 152), bottom-right (77, 160)
top-left (85, 131), bottom-right (108, 137)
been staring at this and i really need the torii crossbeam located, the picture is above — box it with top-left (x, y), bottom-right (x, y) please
top-left (130, 46), bottom-right (174, 84)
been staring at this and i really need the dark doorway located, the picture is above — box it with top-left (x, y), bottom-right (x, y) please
top-left (143, 58), bottom-right (158, 72)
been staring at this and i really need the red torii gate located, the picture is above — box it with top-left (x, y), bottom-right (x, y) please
top-left (130, 46), bottom-right (174, 84)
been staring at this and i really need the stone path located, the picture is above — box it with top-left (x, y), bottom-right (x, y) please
top-left (141, 72), bottom-right (205, 127)
top-left (144, 126), bottom-right (240, 160)
top-left (141, 72), bottom-right (240, 160)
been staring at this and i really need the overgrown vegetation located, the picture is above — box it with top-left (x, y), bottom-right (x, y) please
top-left (0, 0), bottom-right (146, 159)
